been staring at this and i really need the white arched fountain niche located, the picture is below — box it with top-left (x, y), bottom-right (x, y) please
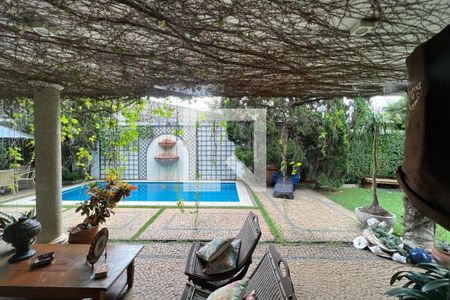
top-left (146, 134), bottom-right (189, 181)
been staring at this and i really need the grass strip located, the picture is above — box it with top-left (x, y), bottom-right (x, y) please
top-left (131, 208), bottom-right (165, 240)
top-left (250, 190), bottom-right (284, 244)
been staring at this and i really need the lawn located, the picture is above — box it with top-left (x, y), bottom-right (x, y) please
top-left (321, 187), bottom-right (450, 243)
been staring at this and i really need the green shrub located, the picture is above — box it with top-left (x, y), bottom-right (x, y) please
top-left (386, 263), bottom-right (449, 300)
top-left (62, 168), bottom-right (82, 181)
top-left (345, 131), bottom-right (404, 183)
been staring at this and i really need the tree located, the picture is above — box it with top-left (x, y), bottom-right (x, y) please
top-left (356, 107), bottom-right (392, 216)
top-left (315, 99), bottom-right (349, 188)
top-left (0, 97), bottom-right (143, 179)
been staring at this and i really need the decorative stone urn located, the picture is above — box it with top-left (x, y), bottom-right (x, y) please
top-left (2, 217), bottom-right (41, 263)
top-left (355, 207), bottom-right (396, 230)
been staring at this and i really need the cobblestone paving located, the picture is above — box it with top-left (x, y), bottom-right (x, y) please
top-left (0, 206), bottom-right (36, 217)
top-left (256, 188), bottom-right (361, 242)
top-left (0, 206), bottom-right (159, 241)
top-left (124, 242), bottom-right (400, 300)
top-left (62, 208), bottom-right (159, 240)
top-left (139, 208), bottom-right (274, 241)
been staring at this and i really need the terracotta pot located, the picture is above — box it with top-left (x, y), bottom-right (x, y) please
top-left (68, 224), bottom-right (100, 244)
top-left (266, 164), bottom-right (279, 186)
top-left (354, 207), bottom-right (396, 230)
top-left (432, 245), bottom-right (450, 267)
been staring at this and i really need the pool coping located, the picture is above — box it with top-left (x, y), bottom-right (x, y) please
top-left (2, 180), bottom-right (255, 208)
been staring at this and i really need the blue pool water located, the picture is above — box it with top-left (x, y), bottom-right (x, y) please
top-left (62, 182), bottom-right (240, 202)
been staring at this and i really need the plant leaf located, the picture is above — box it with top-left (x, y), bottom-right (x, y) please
top-left (385, 287), bottom-right (434, 300)
top-left (421, 279), bottom-right (449, 292)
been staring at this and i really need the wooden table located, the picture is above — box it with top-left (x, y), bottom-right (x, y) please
top-left (0, 243), bottom-right (143, 300)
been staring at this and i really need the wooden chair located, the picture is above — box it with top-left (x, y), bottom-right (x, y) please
top-left (184, 212), bottom-right (262, 291)
top-left (181, 245), bottom-right (298, 300)
top-left (14, 166), bottom-right (35, 191)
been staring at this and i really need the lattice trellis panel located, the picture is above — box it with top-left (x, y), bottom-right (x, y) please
top-left (99, 141), bottom-right (139, 179)
top-left (196, 124), bottom-right (236, 180)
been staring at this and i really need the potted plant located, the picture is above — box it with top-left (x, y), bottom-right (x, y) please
top-left (0, 209), bottom-right (41, 263)
top-left (68, 173), bottom-right (136, 244)
top-left (354, 112), bottom-right (396, 229)
top-left (386, 263), bottom-right (449, 299)
top-left (432, 240), bottom-right (450, 266)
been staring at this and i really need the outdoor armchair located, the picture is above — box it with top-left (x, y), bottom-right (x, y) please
top-left (14, 166), bottom-right (35, 191)
top-left (181, 245), bottom-right (297, 300)
top-left (184, 211), bottom-right (262, 291)
top-left (0, 169), bottom-right (16, 194)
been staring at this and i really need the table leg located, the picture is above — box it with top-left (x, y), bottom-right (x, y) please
top-left (127, 259), bottom-right (135, 289)
top-left (93, 291), bottom-right (106, 300)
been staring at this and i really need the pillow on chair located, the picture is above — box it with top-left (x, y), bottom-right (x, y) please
top-left (206, 279), bottom-right (247, 300)
top-left (203, 239), bottom-right (241, 275)
top-left (196, 237), bottom-right (233, 262)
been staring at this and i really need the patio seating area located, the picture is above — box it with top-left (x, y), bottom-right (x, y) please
top-left (1, 1), bottom-right (450, 299)
top-left (0, 188), bottom-right (402, 299)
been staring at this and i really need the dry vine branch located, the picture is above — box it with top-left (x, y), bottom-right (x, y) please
top-left (0, 0), bottom-right (448, 100)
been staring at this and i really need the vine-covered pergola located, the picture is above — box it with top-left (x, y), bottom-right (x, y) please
top-left (0, 1), bottom-right (449, 243)
top-left (1, 0), bottom-right (450, 100)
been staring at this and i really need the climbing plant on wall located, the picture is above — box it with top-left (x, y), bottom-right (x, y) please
top-left (0, 97), bottom-right (143, 179)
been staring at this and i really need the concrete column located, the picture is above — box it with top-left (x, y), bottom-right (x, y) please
top-left (30, 81), bottom-right (66, 244)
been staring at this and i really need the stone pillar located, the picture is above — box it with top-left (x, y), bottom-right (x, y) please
top-left (403, 195), bottom-right (435, 250)
top-left (30, 81), bottom-right (66, 244)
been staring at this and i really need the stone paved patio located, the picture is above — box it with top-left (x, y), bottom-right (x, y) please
top-left (139, 208), bottom-right (274, 241)
top-left (124, 242), bottom-right (400, 299)
top-left (0, 189), bottom-right (406, 299)
top-left (62, 208), bottom-right (160, 240)
top-left (256, 188), bottom-right (361, 242)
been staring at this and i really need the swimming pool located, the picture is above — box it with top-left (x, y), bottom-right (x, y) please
top-left (62, 181), bottom-right (241, 203)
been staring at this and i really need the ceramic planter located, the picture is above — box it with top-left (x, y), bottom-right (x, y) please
top-left (355, 207), bottom-right (396, 230)
top-left (68, 224), bottom-right (100, 244)
top-left (2, 218), bottom-right (41, 263)
top-left (432, 245), bottom-right (450, 266)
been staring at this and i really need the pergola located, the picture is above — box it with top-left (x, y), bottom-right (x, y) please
top-left (1, 0), bottom-right (449, 242)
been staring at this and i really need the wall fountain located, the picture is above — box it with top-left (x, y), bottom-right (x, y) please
top-left (147, 134), bottom-right (189, 180)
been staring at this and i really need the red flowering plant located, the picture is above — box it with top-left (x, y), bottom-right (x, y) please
top-left (75, 172), bottom-right (136, 228)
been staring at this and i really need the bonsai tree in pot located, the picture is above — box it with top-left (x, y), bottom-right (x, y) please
top-left (354, 110), bottom-right (396, 229)
top-left (68, 172), bottom-right (136, 244)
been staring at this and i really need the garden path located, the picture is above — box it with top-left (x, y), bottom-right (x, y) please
top-left (256, 188), bottom-right (362, 242)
